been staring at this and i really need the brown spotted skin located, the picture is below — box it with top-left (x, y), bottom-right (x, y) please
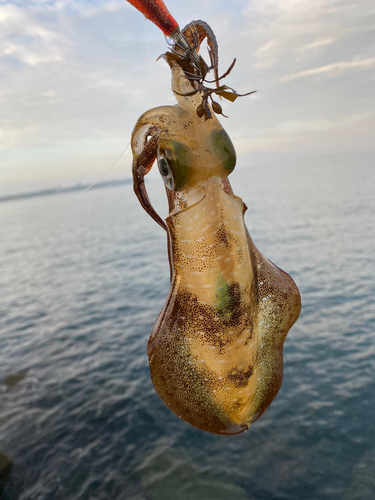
top-left (131, 30), bottom-right (301, 435)
top-left (147, 181), bottom-right (300, 434)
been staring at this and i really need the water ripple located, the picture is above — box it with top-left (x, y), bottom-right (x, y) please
top-left (1, 152), bottom-right (375, 499)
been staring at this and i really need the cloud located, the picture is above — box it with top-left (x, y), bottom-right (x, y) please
top-left (0, 5), bottom-right (61, 43)
top-left (233, 112), bottom-right (374, 158)
top-left (240, 0), bottom-right (375, 77)
top-left (256, 112), bottom-right (370, 136)
top-left (279, 57), bottom-right (375, 82)
top-left (296, 38), bottom-right (336, 52)
top-left (0, 4), bottom-right (65, 65)
top-left (0, 0), bottom-right (167, 192)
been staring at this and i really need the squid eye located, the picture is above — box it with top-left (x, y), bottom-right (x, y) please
top-left (159, 158), bottom-right (169, 176)
top-left (158, 153), bottom-right (175, 190)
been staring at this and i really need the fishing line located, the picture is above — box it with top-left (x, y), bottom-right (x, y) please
top-left (0, 20), bottom-right (151, 221)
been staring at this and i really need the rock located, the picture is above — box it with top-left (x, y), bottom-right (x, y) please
top-left (0, 450), bottom-right (13, 489)
top-left (3, 371), bottom-right (26, 388)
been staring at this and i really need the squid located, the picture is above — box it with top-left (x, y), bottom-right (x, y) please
top-left (128, 0), bottom-right (301, 435)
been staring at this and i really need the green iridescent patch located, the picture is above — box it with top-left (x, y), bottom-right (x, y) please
top-left (211, 128), bottom-right (236, 173)
top-left (164, 140), bottom-right (192, 191)
top-left (216, 275), bottom-right (233, 320)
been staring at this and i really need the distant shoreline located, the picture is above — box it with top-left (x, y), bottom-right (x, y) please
top-left (0, 178), bottom-right (132, 203)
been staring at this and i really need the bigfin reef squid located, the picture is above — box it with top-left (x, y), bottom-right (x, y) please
top-left (130, 13), bottom-right (301, 435)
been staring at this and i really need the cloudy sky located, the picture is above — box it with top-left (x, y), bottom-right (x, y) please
top-left (1, 0), bottom-right (374, 196)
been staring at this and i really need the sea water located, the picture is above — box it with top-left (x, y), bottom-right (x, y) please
top-left (0, 150), bottom-right (374, 500)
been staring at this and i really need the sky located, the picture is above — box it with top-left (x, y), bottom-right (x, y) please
top-left (0, 0), bottom-right (374, 196)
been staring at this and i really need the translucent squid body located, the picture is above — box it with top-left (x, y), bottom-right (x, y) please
top-left (130, 20), bottom-right (301, 435)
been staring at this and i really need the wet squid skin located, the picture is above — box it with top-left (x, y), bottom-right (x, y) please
top-left (131, 50), bottom-right (301, 435)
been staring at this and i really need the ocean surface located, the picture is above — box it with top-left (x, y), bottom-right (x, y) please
top-left (1, 150), bottom-right (374, 500)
